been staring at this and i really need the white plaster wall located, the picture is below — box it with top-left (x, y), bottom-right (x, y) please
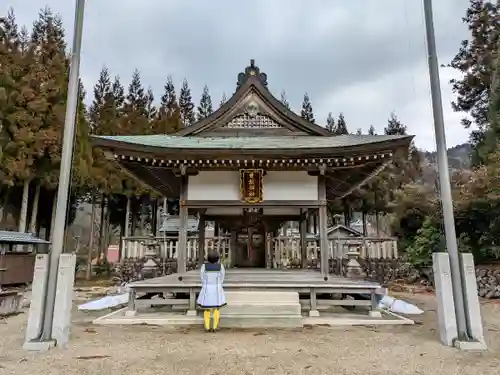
top-left (263, 207), bottom-right (301, 216)
top-left (188, 171), bottom-right (240, 200)
top-left (206, 208), bottom-right (243, 216)
top-left (264, 171), bottom-right (317, 201)
top-left (188, 170), bottom-right (318, 202)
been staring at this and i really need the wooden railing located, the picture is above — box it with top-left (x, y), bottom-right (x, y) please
top-left (121, 236), bottom-right (230, 261)
top-left (120, 235), bottom-right (398, 266)
top-left (271, 236), bottom-right (398, 268)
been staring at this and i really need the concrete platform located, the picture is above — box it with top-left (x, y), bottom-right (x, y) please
top-left (126, 269), bottom-right (383, 318)
top-left (131, 269), bottom-right (381, 290)
top-left (93, 307), bottom-right (414, 328)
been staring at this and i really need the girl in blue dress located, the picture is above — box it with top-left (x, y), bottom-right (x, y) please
top-left (197, 250), bottom-right (226, 331)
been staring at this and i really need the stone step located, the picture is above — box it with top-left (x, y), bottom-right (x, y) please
top-left (225, 291), bottom-right (299, 304)
top-left (222, 303), bottom-right (301, 316)
top-left (220, 315), bottom-right (303, 328)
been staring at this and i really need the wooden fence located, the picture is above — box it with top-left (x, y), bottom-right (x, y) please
top-left (120, 235), bottom-right (398, 266)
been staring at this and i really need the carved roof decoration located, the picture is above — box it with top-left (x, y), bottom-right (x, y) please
top-left (224, 113), bottom-right (282, 129)
top-left (175, 59), bottom-right (332, 137)
top-left (237, 59), bottom-right (268, 88)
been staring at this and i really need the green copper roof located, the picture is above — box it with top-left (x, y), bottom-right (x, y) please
top-left (93, 134), bottom-right (411, 150)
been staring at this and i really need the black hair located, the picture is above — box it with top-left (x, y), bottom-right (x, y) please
top-left (206, 250), bottom-right (220, 264)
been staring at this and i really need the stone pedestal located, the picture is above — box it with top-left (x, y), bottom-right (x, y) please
top-left (433, 253), bottom-right (458, 347)
top-left (24, 254), bottom-right (49, 346)
top-left (345, 249), bottom-right (364, 279)
top-left (24, 254), bottom-right (76, 351)
top-left (459, 253), bottom-right (486, 349)
top-left (52, 254), bottom-right (77, 348)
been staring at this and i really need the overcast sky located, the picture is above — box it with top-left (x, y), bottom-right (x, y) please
top-left (7, 0), bottom-right (471, 150)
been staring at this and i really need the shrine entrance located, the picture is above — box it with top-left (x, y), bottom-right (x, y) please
top-left (234, 225), bottom-right (266, 268)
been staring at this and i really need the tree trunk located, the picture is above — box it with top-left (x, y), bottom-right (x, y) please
top-left (0, 188), bottom-right (11, 228)
top-left (49, 192), bottom-right (57, 242)
top-left (98, 194), bottom-right (106, 258)
top-left (18, 180), bottom-right (30, 233)
top-left (103, 208), bottom-right (111, 261)
top-left (86, 189), bottom-right (96, 280)
top-left (17, 180), bottom-right (30, 251)
top-left (28, 183), bottom-right (41, 252)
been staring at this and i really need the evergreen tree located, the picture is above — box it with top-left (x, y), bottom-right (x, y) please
top-left (449, 1), bottom-right (500, 163)
top-left (326, 112), bottom-right (335, 133)
top-left (88, 69), bottom-right (124, 193)
top-left (281, 90), bottom-right (290, 109)
top-left (384, 112), bottom-right (421, 183)
top-left (334, 113), bottom-right (348, 135)
top-left (368, 125), bottom-right (376, 135)
top-left (145, 87), bottom-right (156, 120)
top-left (126, 69), bottom-right (147, 114)
top-left (112, 75), bottom-right (125, 110)
top-left (486, 45), bottom-right (500, 159)
top-left (160, 76), bottom-right (177, 117)
top-left (384, 112), bottom-right (407, 135)
top-left (197, 84), bottom-right (213, 121)
top-left (89, 67), bottom-right (112, 134)
top-left (179, 78), bottom-right (195, 127)
top-left (300, 93), bottom-right (315, 123)
top-left (0, 8), bottom-right (37, 192)
top-left (30, 7), bottom-right (71, 190)
top-left (154, 76), bottom-right (181, 133)
top-left (450, 0), bottom-right (500, 130)
top-left (120, 69), bottom-right (150, 134)
top-left (220, 92), bottom-right (227, 108)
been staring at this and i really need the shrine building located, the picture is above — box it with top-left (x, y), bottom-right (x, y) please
top-left (92, 60), bottom-right (412, 278)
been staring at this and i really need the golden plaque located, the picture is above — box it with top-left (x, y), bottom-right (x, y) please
top-left (240, 169), bottom-right (263, 204)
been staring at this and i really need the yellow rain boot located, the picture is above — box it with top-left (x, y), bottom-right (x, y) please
top-left (213, 308), bottom-right (221, 331)
top-left (203, 309), bottom-right (211, 331)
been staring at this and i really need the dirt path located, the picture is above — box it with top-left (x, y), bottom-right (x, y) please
top-left (1, 293), bottom-right (499, 375)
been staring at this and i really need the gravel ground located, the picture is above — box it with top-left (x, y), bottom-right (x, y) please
top-left (1, 292), bottom-right (499, 375)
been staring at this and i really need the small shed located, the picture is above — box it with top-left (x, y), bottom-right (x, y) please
top-left (0, 231), bottom-right (50, 287)
top-left (158, 215), bottom-right (199, 236)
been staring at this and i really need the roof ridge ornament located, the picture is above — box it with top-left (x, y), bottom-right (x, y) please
top-left (237, 59), bottom-right (268, 89)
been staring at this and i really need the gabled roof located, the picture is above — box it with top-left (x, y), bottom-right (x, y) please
top-left (0, 231), bottom-right (50, 245)
top-left (93, 134), bottom-right (411, 152)
top-left (174, 60), bottom-right (332, 137)
top-left (326, 225), bottom-right (363, 237)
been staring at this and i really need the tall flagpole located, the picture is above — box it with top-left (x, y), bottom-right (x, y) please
top-left (41, 0), bottom-right (86, 340)
top-left (422, 0), bottom-right (469, 340)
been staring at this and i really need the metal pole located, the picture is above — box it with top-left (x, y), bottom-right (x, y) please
top-left (41, 0), bottom-right (86, 340)
top-left (422, 0), bottom-right (469, 340)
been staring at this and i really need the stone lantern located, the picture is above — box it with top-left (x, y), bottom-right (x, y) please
top-left (345, 244), bottom-right (365, 279)
top-left (141, 239), bottom-right (159, 279)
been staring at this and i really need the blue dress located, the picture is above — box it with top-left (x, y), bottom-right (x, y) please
top-left (196, 263), bottom-right (226, 308)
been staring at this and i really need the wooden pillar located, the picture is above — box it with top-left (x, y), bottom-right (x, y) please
top-left (318, 170), bottom-right (329, 278)
top-left (230, 229), bottom-right (237, 268)
top-left (264, 222), bottom-right (271, 269)
top-left (247, 227), bottom-right (253, 267)
top-left (178, 173), bottom-right (188, 274)
top-left (151, 198), bottom-right (158, 235)
top-left (198, 212), bottom-right (205, 267)
top-left (300, 209), bottom-right (307, 268)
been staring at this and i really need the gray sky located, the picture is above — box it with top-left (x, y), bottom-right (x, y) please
top-left (7, 0), bottom-right (472, 150)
